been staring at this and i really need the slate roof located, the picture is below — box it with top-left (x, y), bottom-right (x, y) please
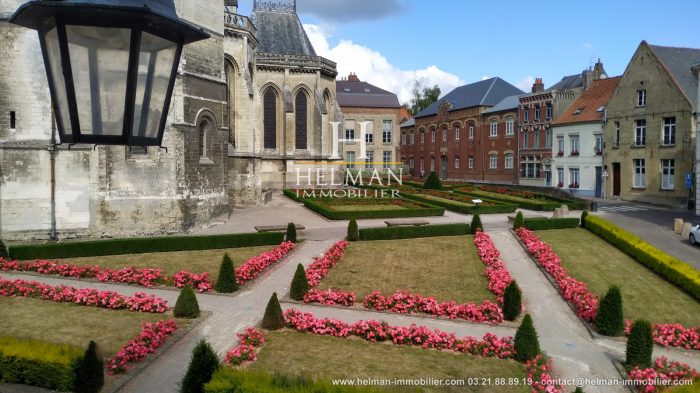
top-left (401, 118), bottom-right (415, 128)
top-left (482, 94), bottom-right (521, 114)
top-left (548, 74), bottom-right (585, 91)
top-left (336, 80), bottom-right (401, 108)
top-left (414, 78), bottom-right (524, 118)
top-left (252, 7), bottom-right (316, 56)
top-left (647, 42), bottom-right (700, 108)
top-left (552, 76), bottom-right (621, 126)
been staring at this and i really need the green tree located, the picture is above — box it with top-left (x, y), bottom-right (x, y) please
top-left (408, 80), bottom-right (441, 115)
top-left (513, 211), bottom-right (525, 229)
top-left (286, 223), bottom-right (297, 243)
top-left (514, 314), bottom-right (540, 361)
top-left (347, 219), bottom-right (359, 241)
top-left (261, 292), bottom-right (284, 330)
top-left (502, 281), bottom-right (522, 321)
top-left (595, 285), bottom-right (624, 336)
top-left (581, 210), bottom-right (589, 228)
top-left (180, 339), bottom-right (219, 393)
top-left (289, 264), bottom-right (310, 301)
top-left (215, 254), bottom-right (238, 293)
top-left (470, 213), bottom-right (483, 234)
top-left (73, 341), bottom-right (104, 393)
top-left (626, 319), bottom-right (653, 368)
top-left (423, 171), bottom-right (443, 190)
top-left (0, 238), bottom-right (8, 259)
top-left (174, 285), bottom-right (200, 319)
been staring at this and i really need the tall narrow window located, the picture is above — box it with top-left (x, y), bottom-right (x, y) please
top-left (365, 121), bottom-right (374, 143)
top-left (614, 121), bottom-right (620, 147)
top-left (489, 153), bottom-right (498, 169)
top-left (382, 120), bottom-right (392, 143)
top-left (468, 156), bottom-right (474, 169)
top-left (365, 151), bottom-right (374, 169)
top-left (420, 131), bottom-right (425, 144)
top-left (442, 128), bottom-right (447, 142)
top-left (557, 136), bottom-right (564, 156)
top-left (635, 119), bottom-right (646, 146)
top-left (522, 106), bottom-right (529, 122)
top-left (383, 151), bottom-right (392, 169)
top-left (546, 103), bottom-right (553, 119)
top-left (662, 117), bottom-right (676, 145)
top-left (345, 120), bottom-right (355, 141)
top-left (401, 132), bottom-right (406, 146)
top-left (10, 111), bottom-right (16, 129)
top-left (637, 89), bottom-right (646, 107)
top-left (633, 159), bottom-right (646, 188)
top-left (346, 151), bottom-right (355, 169)
top-left (545, 127), bottom-right (552, 147)
top-left (468, 125), bottom-right (474, 139)
top-left (570, 135), bottom-right (579, 154)
top-left (420, 158), bottom-right (424, 172)
top-left (454, 156), bottom-right (460, 169)
top-left (595, 134), bottom-right (603, 155)
top-left (505, 116), bottom-right (514, 135)
top-left (198, 120), bottom-right (208, 158)
top-left (523, 132), bottom-right (529, 149)
top-left (295, 91), bottom-right (307, 149)
top-left (569, 168), bottom-right (580, 187)
top-left (534, 130), bottom-right (540, 148)
top-left (661, 159), bottom-right (675, 190)
top-left (490, 119), bottom-right (498, 137)
top-left (455, 127), bottom-right (460, 140)
top-left (431, 129), bottom-right (436, 143)
top-left (410, 131), bottom-right (415, 145)
top-left (534, 105), bottom-right (541, 120)
top-left (430, 157), bottom-right (435, 171)
top-left (263, 88), bottom-right (277, 149)
top-left (505, 153), bottom-right (513, 169)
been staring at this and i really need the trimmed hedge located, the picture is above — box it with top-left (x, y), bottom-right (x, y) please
top-left (358, 223), bottom-right (470, 241)
top-left (453, 188), bottom-right (585, 211)
top-left (9, 232), bottom-right (284, 260)
top-left (585, 215), bottom-right (700, 301)
top-left (401, 193), bottom-right (517, 215)
top-left (205, 369), bottom-right (382, 393)
top-left (301, 198), bottom-right (444, 220)
top-left (0, 337), bottom-right (83, 391)
top-left (523, 218), bottom-right (580, 230)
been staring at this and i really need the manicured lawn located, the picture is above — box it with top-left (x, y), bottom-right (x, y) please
top-left (318, 236), bottom-right (495, 304)
top-left (536, 228), bottom-right (700, 326)
top-left (250, 330), bottom-right (529, 393)
top-left (333, 205), bottom-right (406, 212)
top-left (0, 297), bottom-right (189, 357)
top-left (52, 245), bottom-right (276, 282)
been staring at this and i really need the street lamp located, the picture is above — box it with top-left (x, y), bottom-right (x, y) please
top-left (472, 199), bottom-right (483, 214)
top-left (9, 0), bottom-right (209, 146)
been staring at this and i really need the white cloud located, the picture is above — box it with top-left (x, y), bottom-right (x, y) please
top-left (304, 24), bottom-right (463, 104)
top-left (582, 42), bottom-right (594, 50)
top-left (481, 75), bottom-right (490, 81)
top-left (514, 76), bottom-right (535, 92)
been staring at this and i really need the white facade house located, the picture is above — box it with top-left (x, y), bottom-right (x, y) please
top-left (550, 77), bottom-right (621, 198)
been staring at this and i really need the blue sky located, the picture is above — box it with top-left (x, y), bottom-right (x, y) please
top-left (237, 0), bottom-right (700, 103)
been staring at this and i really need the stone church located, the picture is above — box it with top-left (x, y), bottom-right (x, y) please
top-left (0, 0), bottom-right (339, 240)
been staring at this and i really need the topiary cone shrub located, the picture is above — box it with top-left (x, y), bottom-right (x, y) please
top-left (73, 341), bottom-right (104, 393)
top-left (574, 388), bottom-right (584, 393)
top-left (470, 213), bottom-right (483, 234)
top-left (422, 171), bottom-right (443, 190)
top-left (595, 285), bottom-right (624, 336)
top-left (347, 219), bottom-right (359, 241)
top-left (514, 314), bottom-right (540, 361)
top-left (289, 264), bottom-right (310, 301)
top-left (261, 292), bottom-right (284, 330)
top-left (215, 254), bottom-right (238, 293)
top-left (174, 285), bottom-right (200, 319)
top-left (502, 280), bottom-right (522, 321)
top-left (180, 339), bottom-right (219, 393)
top-left (286, 223), bottom-right (297, 243)
top-left (0, 238), bottom-right (8, 259)
top-left (513, 211), bottom-right (525, 229)
top-left (581, 210), bottom-right (589, 228)
top-left (626, 319), bottom-right (653, 368)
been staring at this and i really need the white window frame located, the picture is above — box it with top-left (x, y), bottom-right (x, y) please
top-left (505, 153), bottom-right (513, 169)
top-left (382, 120), bottom-right (392, 144)
top-left (346, 151), bottom-right (355, 169)
top-left (400, 132), bottom-right (406, 146)
top-left (489, 153), bottom-right (498, 169)
top-left (614, 121), bottom-right (620, 148)
top-left (522, 106), bottom-right (529, 122)
top-left (534, 130), bottom-right (540, 148)
top-left (557, 167), bottom-right (564, 187)
top-left (545, 128), bottom-right (552, 148)
top-left (569, 168), bottom-right (580, 187)
top-left (382, 151), bottom-right (391, 169)
top-left (505, 117), bottom-right (514, 135)
top-left (431, 130), bottom-right (436, 143)
top-left (570, 135), bottom-right (580, 154)
top-left (420, 159), bottom-right (424, 172)
top-left (442, 128), bottom-right (447, 142)
top-left (490, 119), bottom-right (498, 137)
top-left (557, 136), bottom-right (564, 155)
top-left (345, 120), bottom-right (355, 141)
top-left (661, 159), bottom-right (675, 190)
top-left (409, 158), bottom-right (414, 169)
top-left (468, 125), bottom-right (474, 139)
top-left (455, 127), bottom-right (460, 141)
top-left (633, 158), bottom-right (646, 188)
top-left (468, 156), bottom-right (474, 169)
top-left (546, 103), bottom-right (553, 119)
top-left (637, 89), bottom-right (646, 107)
top-left (635, 119), bottom-right (646, 146)
top-left (365, 150), bottom-right (374, 169)
top-left (454, 157), bottom-right (460, 169)
top-left (410, 132), bottom-right (415, 145)
top-left (420, 131), bottom-right (425, 144)
top-left (534, 105), bottom-right (541, 120)
top-left (430, 157), bottom-right (435, 171)
top-left (662, 117), bottom-right (676, 146)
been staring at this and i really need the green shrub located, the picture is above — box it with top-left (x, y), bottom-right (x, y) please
top-left (470, 213), bottom-right (483, 234)
top-left (347, 219), bottom-right (359, 241)
top-left (595, 286), bottom-right (624, 336)
top-left (181, 339), bottom-right (220, 393)
top-left (0, 337), bottom-right (83, 391)
top-left (8, 232), bottom-right (284, 260)
top-left (514, 314), bottom-right (540, 362)
top-left (513, 211), bottom-right (524, 229)
top-left (215, 254), bottom-right (238, 293)
top-left (286, 223), bottom-right (297, 243)
top-left (0, 238), bottom-right (8, 259)
top-left (585, 215), bottom-right (700, 301)
top-left (423, 171), bottom-right (443, 190)
top-left (522, 218), bottom-right (580, 230)
top-left (204, 368), bottom-right (383, 393)
top-left (626, 319), bottom-right (653, 368)
top-left (289, 264), bottom-right (310, 301)
top-left (502, 281), bottom-right (522, 321)
top-left (401, 192), bottom-right (517, 215)
top-left (73, 341), bottom-right (103, 393)
top-left (261, 292), bottom-right (284, 330)
top-left (359, 223), bottom-right (470, 241)
top-left (574, 388), bottom-right (584, 393)
top-left (174, 285), bottom-right (200, 319)
top-left (301, 198), bottom-right (444, 220)
top-left (452, 188), bottom-right (566, 211)
top-left (580, 210), bottom-right (589, 228)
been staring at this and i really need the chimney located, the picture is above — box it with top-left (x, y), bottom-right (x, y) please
top-left (531, 78), bottom-right (544, 93)
top-left (347, 72), bottom-right (360, 82)
top-left (593, 58), bottom-right (607, 80)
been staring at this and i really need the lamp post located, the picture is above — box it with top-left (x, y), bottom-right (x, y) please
top-left (9, 0), bottom-right (209, 146)
top-left (472, 199), bottom-right (483, 214)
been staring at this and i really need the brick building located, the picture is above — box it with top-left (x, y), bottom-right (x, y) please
top-left (336, 73), bottom-right (401, 172)
top-left (400, 77), bottom-right (523, 181)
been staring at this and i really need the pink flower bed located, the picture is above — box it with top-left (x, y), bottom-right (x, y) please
top-left (0, 277), bottom-right (168, 313)
top-left (362, 290), bottom-right (503, 324)
top-left (302, 241), bottom-right (356, 306)
top-left (525, 354), bottom-right (564, 393)
top-left (473, 231), bottom-right (513, 304)
top-left (0, 258), bottom-right (212, 292)
top-left (624, 320), bottom-right (700, 350)
top-left (516, 228), bottom-right (599, 322)
top-left (224, 327), bottom-right (266, 366)
top-left (627, 356), bottom-right (699, 392)
top-left (303, 288), bottom-right (356, 306)
top-left (106, 320), bottom-right (177, 375)
top-left (283, 309), bottom-right (513, 358)
top-left (235, 241), bottom-right (296, 285)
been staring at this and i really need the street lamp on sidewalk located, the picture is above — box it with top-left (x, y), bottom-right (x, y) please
top-left (9, 0), bottom-right (209, 146)
top-left (472, 199), bottom-right (483, 214)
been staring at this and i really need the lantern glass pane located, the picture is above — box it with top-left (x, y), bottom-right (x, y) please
top-left (67, 26), bottom-right (131, 136)
top-left (132, 32), bottom-right (177, 139)
top-left (43, 27), bottom-right (72, 136)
